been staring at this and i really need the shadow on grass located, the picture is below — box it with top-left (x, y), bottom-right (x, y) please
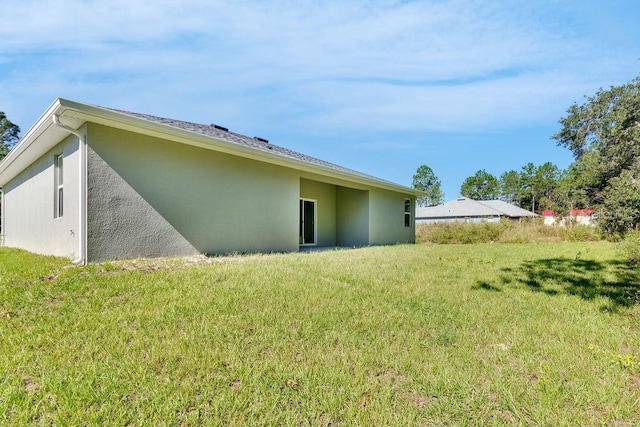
top-left (472, 281), bottom-right (502, 292)
top-left (475, 257), bottom-right (640, 310)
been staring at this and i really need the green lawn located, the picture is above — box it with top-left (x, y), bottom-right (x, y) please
top-left (1, 242), bottom-right (639, 425)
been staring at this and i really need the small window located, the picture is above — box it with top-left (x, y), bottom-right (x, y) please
top-left (404, 199), bottom-right (411, 227)
top-left (55, 154), bottom-right (63, 218)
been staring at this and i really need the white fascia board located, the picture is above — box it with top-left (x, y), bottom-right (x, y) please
top-left (0, 98), bottom-right (69, 186)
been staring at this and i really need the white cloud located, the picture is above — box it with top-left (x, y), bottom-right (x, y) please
top-left (0, 0), bottom-right (637, 137)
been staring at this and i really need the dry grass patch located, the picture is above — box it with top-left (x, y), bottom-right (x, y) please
top-left (416, 220), bottom-right (599, 244)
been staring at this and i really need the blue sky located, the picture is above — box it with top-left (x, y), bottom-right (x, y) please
top-left (1, 0), bottom-right (638, 199)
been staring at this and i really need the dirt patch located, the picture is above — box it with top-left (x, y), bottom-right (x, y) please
top-left (22, 373), bottom-right (40, 393)
top-left (93, 253), bottom-right (275, 273)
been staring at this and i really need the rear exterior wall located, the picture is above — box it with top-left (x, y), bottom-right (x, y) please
top-left (299, 178), bottom-right (337, 247)
top-left (86, 123), bottom-right (300, 260)
top-left (369, 188), bottom-right (415, 245)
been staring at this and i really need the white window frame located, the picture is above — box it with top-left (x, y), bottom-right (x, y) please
top-left (404, 199), bottom-right (412, 228)
top-left (54, 154), bottom-right (63, 218)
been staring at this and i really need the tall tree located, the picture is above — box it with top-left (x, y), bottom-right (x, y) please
top-left (517, 162), bottom-right (559, 213)
top-left (535, 162), bottom-right (560, 210)
top-left (553, 168), bottom-right (588, 214)
top-left (0, 111), bottom-right (21, 161)
top-left (553, 76), bottom-right (640, 202)
top-left (563, 149), bottom-right (606, 205)
top-left (599, 170), bottom-right (640, 236)
top-left (460, 169), bottom-right (499, 200)
top-left (499, 170), bottom-right (521, 205)
top-left (518, 163), bottom-right (538, 212)
top-left (553, 74), bottom-right (640, 234)
top-left (412, 164), bottom-right (444, 206)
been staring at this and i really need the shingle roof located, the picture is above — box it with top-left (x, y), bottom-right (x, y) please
top-left (477, 200), bottom-right (537, 218)
top-left (569, 209), bottom-right (596, 216)
top-left (0, 98), bottom-right (420, 194)
top-left (106, 107), bottom-right (392, 185)
top-left (415, 197), bottom-right (538, 219)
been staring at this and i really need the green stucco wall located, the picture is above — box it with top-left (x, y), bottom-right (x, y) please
top-left (2, 135), bottom-right (81, 258)
top-left (299, 178), bottom-right (337, 247)
top-left (1, 113), bottom-right (417, 261)
top-left (336, 187), bottom-right (369, 247)
top-left (86, 123), bottom-right (299, 260)
top-left (369, 189), bottom-right (415, 245)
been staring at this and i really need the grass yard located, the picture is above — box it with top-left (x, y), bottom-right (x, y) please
top-left (1, 242), bottom-right (639, 425)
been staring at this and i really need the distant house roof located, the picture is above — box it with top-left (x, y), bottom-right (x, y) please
top-left (415, 197), bottom-right (538, 221)
top-left (478, 199), bottom-right (537, 218)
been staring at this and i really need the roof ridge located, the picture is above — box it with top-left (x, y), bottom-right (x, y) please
top-left (473, 199), bottom-right (505, 215)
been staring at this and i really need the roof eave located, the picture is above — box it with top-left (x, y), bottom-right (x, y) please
top-left (1, 98), bottom-right (421, 196)
top-left (0, 98), bottom-right (69, 186)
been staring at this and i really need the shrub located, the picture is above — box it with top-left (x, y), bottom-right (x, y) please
top-left (566, 225), bottom-right (600, 242)
top-left (416, 220), bottom-right (600, 244)
top-left (618, 230), bottom-right (640, 266)
top-left (415, 221), bottom-right (507, 244)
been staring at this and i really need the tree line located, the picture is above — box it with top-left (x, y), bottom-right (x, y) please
top-left (413, 74), bottom-right (640, 236)
top-left (413, 161), bottom-right (562, 213)
top-left (0, 111), bottom-right (20, 162)
top-left (459, 161), bottom-right (561, 213)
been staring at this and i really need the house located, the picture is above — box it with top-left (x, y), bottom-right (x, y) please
top-left (0, 98), bottom-right (420, 263)
top-left (415, 197), bottom-right (538, 224)
top-left (569, 209), bottom-right (596, 226)
top-left (541, 209), bottom-right (556, 226)
top-left (541, 209), bottom-right (596, 226)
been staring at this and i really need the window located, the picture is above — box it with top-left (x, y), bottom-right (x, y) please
top-left (55, 154), bottom-right (63, 218)
top-left (404, 199), bottom-right (411, 227)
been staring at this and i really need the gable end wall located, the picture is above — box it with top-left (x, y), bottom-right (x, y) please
top-left (1, 134), bottom-right (80, 258)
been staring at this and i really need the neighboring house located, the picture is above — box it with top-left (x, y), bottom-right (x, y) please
top-left (0, 98), bottom-right (420, 263)
top-left (570, 209), bottom-right (597, 226)
top-left (541, 210), bottom-right (556, 226)
top-left (415, 197), bottom-right (538, 224)
top-left (541, 209), bottom-right (596, 226)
